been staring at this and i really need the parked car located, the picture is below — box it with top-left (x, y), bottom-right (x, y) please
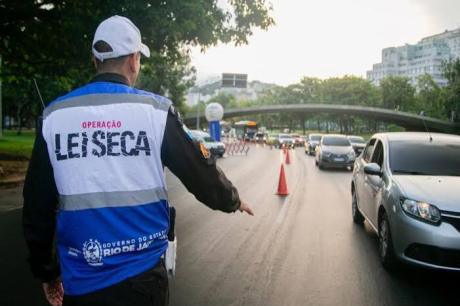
top-left (190, 130), bottom-right (226, 157)
top-left (315, 134), bottom-right (355, 170)
top-left (348, 135), bottom-right (367, 155)
top-left (278, 134), bottom-right (295, 149)
top-left (351, 132), bottom-right (460, 271)
top-left (305, 134), bottom-right (322, 155)
top-left (291, 134), bottom-right (305, 147)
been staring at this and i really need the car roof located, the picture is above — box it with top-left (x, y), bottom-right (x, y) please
top-left (322, 134), bottom-right (347, 138)
top-left (190, 130), bottom-right (210, 137)
top-left (373, 132), bottom-right (460, 143)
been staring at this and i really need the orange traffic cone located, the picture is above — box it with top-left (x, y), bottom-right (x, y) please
top-left (277, 164), bottom-right (289, 196)
top-left (285, 149), bottom-right (291, 164)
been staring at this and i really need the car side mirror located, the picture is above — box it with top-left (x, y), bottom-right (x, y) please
top-left (364, 163), bottom-right (383, 177)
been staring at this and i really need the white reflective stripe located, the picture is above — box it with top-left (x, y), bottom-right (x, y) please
top-left (59, 187), bottom-right (168, 211)
top-left (44, 94), bottom-right (171, 119)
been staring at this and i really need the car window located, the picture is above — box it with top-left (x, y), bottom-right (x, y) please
top-left (390, 141), bottom-right (460, 176)
top-left (363, 138), bottom-right (376, 162)
top-left (349, 136), bottom-right (365, 144)
top-left (322, 137), bottom-right (350, 146)
top-left (371, 140), bottom-right (384, 168)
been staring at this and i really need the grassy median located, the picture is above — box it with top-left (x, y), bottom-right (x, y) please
top-left (0, 130), bottom-right (35, 160)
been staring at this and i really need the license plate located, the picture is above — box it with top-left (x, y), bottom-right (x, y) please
top-left (334, 158), bottom-right (345, 162)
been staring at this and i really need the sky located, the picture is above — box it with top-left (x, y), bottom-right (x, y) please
top-left (190, 0), bottom-right (460, 86)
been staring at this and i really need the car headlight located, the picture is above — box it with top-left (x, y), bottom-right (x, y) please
top-left (323, 151), bottom-right (332, 157)
top-left (400, 199), bottom-right (441, 224)
top-left (347, 151), bottom-right (356, 159)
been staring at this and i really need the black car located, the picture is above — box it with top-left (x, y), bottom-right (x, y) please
top-left (305, 134), bottom-right (322, 155)
top-left (348, 136), bottom-right (366, 155)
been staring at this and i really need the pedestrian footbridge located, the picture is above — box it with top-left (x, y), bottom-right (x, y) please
top-left (184, 104), bottom-right (460, 134)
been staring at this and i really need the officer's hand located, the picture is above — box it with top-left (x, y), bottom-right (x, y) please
top-left (238, 200), bottom-right (254, 216)
top-left (42, 279), bottom-right (64, 306)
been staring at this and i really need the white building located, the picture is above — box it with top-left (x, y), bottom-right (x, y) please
top-left (367, 28), bottom-right (460, 87)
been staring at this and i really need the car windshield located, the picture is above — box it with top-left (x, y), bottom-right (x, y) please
top-left (279, 134), bottom-right (291, 139)
top-left (310, 135), bottom-right (321, 141)
top-left (390, 141), bottom-right (460, 176)
top-left (349, 136), bottom-right (365, 144)
top-left (322, 137), bottom-right (350, 146)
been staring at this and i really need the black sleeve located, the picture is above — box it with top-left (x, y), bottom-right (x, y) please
top-left (161, 108), bottom-right (241, 213)
top-left (22, 118), bottom-right (60, 282)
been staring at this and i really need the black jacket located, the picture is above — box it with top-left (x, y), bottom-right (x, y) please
top-left (22, 73), bottom-right (241, 282)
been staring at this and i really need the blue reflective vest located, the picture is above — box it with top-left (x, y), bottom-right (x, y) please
top-left (42, 81), bottom-right (172, 295)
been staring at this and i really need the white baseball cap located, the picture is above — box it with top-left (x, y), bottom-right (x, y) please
top-left (92, 15), bottom-right (150, 62)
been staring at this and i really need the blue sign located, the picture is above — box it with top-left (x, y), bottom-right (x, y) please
top-left (209, 121), bottom-right (221, 142)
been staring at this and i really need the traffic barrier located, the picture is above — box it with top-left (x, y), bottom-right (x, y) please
top-left (223, 139), bottom-right (250, 156)
top-left (276, 164), bottom-right (289, 196)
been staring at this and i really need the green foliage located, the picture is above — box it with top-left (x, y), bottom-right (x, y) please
top-left (320, 76), bottom-right (380, 106)
top-left (208, 92), bottom-right (238, 109)
top-left (1, 0), bottom-right (274, 125)
top-left (415, 74), bottom-right (445, 119)
top-left (380, 76), bottom-right (415, 111)
top-left (441, 59), bottom-right (460, 122)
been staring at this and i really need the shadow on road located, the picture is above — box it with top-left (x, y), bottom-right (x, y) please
top-left (0, 208), bottom-right (47, 306)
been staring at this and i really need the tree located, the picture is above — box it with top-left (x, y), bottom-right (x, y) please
top-left (441, 59), bottom-right (460, 122)
top-left (415, 74), bottom-right (444, 119)
top-left (1, 0), bottom-right (275, 130)
top-left (207, 92), bottom-right (238, 109)
top-left (380, 76), bottom-right (415, 111)
top-left (320, 75), bottom-right (380, 106)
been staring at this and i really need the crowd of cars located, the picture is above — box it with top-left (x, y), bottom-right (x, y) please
top-left (302, 131), bottom-right (460, 273)
top-left (189, 127), bottom-right (460, 273)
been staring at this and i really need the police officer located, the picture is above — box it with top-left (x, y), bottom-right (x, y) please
top-left (23, 15), bottom-right (253, 306)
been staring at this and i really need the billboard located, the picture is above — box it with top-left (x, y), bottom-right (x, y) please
top-left (222, 73), bottom-right (248, 88)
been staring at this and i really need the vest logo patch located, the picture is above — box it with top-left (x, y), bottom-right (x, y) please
top-left (83, 239), bottom-right (103, 266)
top-left (54, 130), bottom-right (151, 160)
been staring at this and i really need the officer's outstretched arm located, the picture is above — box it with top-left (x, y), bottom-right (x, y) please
top-left (161, 108), bottom-right (241, 213)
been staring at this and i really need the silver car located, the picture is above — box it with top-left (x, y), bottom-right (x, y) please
top-left (351, 132), bottom-right (460, 271)
top-left (315, 134), bottom-right (356, 170)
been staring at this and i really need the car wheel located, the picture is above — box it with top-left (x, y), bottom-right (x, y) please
top-left (318, 162), bottom-right (324, 170)
top-left (378, 212), bottom-right (397, 270)
top-left (315, 159), bottom-right (318, 166)
top-left (352, 189), bottom-right (364, 225)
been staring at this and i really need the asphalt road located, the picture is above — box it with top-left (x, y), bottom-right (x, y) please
top-left (1, 145), bottom-right (460, 306)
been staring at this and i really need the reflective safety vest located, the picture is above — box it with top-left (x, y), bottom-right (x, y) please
top-left (42, 82), bottom-right (172, 295)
